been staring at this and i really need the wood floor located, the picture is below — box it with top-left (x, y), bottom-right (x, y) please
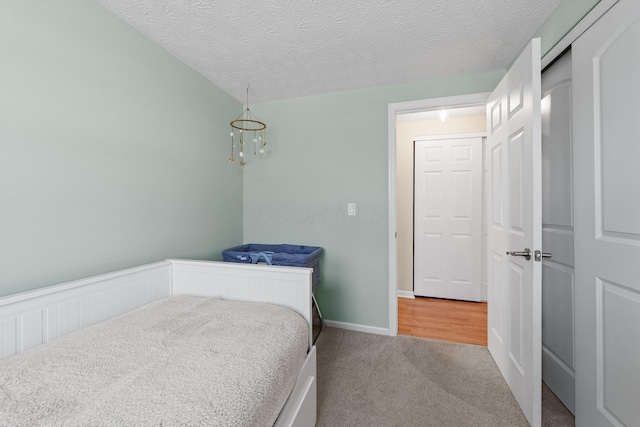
top-left (398, 296), bottom-right (488, 346)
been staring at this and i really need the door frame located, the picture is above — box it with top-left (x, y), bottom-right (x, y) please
top-left (388, 93), bottom-right (490, 336)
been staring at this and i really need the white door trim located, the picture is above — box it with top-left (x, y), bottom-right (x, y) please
top-left (412, 132), bottom-right (487, 141)
top-left (388, 92), bottom-right (491, 336)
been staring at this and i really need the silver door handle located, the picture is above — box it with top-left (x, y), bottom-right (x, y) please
top-left (534, 250), bottom-right (552, 261)
top-left (506, 248), bottom-right (531, 260)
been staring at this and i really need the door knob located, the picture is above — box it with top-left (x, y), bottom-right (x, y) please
top-left (506, 248), bottom-right (531, 260)
top-left (534, 250), bottom-right (552, 262)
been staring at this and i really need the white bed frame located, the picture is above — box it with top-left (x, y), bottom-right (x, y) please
top-left (0, 259), bottom-right (317, 427)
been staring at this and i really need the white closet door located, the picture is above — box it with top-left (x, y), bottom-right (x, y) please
top-left (541, 50), bottom-right (575, 414)
top-left (486, 38), bottom-right (542, 427)
top-left (573, 0), bottom-right (640, 425)
top-left (413, 137), bottom-right (482, 302)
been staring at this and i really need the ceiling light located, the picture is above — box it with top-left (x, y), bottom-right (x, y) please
top-left (438, 109), bottom-right (448, 123)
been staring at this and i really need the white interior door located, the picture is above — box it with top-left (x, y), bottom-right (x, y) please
top-left (414, 137), bottom-right (482, 301)
top-left (573, 1), bottom-right (640, 425)
top-left (486, 38), bottom-right (542, 427)
top-left (541, 50), bottom-right (575, 414)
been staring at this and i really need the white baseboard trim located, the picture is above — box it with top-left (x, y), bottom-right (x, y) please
top-left (397, 290), bottom-right (415, 299)
top-left (323, 319), bottom-right (390, 336)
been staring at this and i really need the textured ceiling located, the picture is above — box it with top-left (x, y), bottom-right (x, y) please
top-left (94, 0), bottom-right (561, 103)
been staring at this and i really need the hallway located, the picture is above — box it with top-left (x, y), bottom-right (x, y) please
top-left (398, 296), bottom-right (488, 346)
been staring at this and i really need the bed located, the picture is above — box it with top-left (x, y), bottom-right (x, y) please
top-left (0, 259), bottom-right (317, 426)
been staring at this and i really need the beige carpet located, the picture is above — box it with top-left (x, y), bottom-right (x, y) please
top-left (316, 327), bottom-right (574, 427)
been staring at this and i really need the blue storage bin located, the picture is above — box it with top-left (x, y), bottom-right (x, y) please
top-left (222, 244), bottom-right (322, 291)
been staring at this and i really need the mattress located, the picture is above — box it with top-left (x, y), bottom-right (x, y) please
top-left (0, 296), bottom-right (309, 426)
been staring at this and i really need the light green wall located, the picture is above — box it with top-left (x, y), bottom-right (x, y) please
top-left (536, 0), bottom-right (602, 56)
top-left (0, 0), bottom-right (599, 320)
top-left (243, 73), bottom-right (502, 328)
top-left (244, 0), bottom-right (602, 329)
top-left (0, 1), bottom-right (242, 297)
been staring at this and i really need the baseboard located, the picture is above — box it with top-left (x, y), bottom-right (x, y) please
top-left (397, 290), bottom-right (415, 299)
top-left (323, 319), bottom-right (390, 336)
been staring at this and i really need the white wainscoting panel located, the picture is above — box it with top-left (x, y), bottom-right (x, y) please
top-left (0, 262), bottom-right (171, 360)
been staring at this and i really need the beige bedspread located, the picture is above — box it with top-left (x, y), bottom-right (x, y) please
top-left (0, 296), bottom-right (309, 426)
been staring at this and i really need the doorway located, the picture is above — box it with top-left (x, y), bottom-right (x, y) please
top-left (390, 51), bottom-right (570, 426)
top-left (398, 296), bottom-right (488, 345)
top-left (393, 101), bottom-right (489, 345)
top-left (388, 93), bottom-right (491, 336)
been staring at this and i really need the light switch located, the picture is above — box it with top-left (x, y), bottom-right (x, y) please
top-left (347, 203), bottom-right (357, 216)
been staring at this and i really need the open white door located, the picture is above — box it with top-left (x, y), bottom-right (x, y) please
top-left (573, 1), bottom-right (640, 425)
top-left (486, 38), bottom-right (542, 426)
